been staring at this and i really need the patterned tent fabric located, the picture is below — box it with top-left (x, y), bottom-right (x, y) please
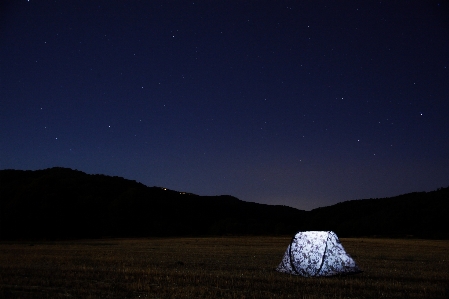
top-left (276, 231), bottom-right (361, 277)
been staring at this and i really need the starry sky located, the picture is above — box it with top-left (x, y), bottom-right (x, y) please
top-left (1, 1), bottom-right (448, 210)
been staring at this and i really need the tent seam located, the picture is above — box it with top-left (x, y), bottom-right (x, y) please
top-left (289, 231), bottom-right (300, 275)
top-left (315, 231), bottom-right (330, 276)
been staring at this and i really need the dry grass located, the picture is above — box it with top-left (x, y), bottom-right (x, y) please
top-left (0, 237), bottom-right (448, 298)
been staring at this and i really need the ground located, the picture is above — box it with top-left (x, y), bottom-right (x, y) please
top-left (0, 237), bottom-right (448, 298)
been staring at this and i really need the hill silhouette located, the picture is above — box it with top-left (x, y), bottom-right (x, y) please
top-left (1, 167), bottom-right (448, 239)
top-left (0, 167), bottom-right (305, 239)
top-left (303, 188), bottom-right (449, 239)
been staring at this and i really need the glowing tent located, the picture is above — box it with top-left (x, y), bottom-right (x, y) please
top-left (276, 231), bottom-right (361, 277)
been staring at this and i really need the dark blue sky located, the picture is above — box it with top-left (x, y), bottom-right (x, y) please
top-left (1, 1), bottom-right (448, 210)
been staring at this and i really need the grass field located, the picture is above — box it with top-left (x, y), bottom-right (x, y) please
top-left (0, 237), bottom-right (448, 298)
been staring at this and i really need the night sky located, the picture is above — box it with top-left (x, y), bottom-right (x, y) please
top-left (1, 1), bottom-right (448, 210)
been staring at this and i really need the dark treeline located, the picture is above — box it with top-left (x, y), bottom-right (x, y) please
top-left (0, 167), bottom-right (448, 240)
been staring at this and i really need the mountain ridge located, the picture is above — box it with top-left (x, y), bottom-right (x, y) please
top-left (1, 167), bottom-right (447, 239)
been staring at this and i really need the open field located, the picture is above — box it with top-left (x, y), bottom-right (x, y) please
top-left (0, 237), bottom-right (448, 298)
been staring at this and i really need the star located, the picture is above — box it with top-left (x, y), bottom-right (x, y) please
top-left (1, 0), bottom-right (447, 211)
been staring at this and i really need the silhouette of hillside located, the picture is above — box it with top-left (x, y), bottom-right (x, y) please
top-left (0, 167), bottom-right (447, 240)
top-left (302, 187), bottom-right (449, 239)
top-left (0, 167), bottom-right (304, 239)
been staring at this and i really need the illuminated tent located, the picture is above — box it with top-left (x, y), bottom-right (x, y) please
top-left (276, 231), bottom-right (361, 277)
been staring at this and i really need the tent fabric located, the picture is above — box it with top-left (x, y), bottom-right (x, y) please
top-left (276, 231), bottom-right (361, 277)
